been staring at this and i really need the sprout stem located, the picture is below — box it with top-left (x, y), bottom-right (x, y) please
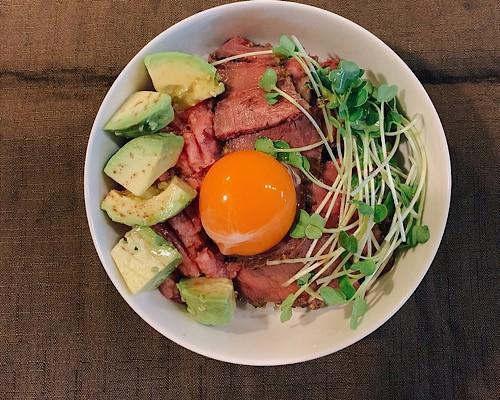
top-left (210, 50), bottom-right (274, 66)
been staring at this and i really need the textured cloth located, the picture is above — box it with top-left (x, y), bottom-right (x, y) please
top-left (0, 1), bottom-right (499, 399)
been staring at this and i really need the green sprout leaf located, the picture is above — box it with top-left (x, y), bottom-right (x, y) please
top-left (373, 204), bottom-right (388, 223)
top-left (340, 60), bottom-right (361, 80)
top-left (305, 213), bottom-right (326, 239)
top-left (272, 34), bottom-right (296, 58)
top-left (354, 87), bottom-right (369, 107)
top-left (348, 107), bottom-right (363, 122)
top-left (305, 224), bottom-right (323, 239)
top-left (280, 293), bottom-right (295, 323)
top-left (280, 307), bottom-right (292, 323)
top-left (338, 101), bottom-right (348, 118)
top-left (364, 80), bottom-right (374, 95)
top-left (339, 276), bottom-right (356, 300)
top-left (398, 183), bottom-right (416, 207)
top-left (289, 209), bottom-right (310, 239)
top-left (319, 286), bottom-right (346, 305)
top-left (254, 137), bottom-right (276, 156)
top-left (280, 35), bottom-right (296, 53)
top-left (290, 210), bottom-right (325, 240)
top-left (287, 152), bottom-right (302, 168)
top-left (259, 68), bottom-right (278, 92)
top-left (329, 115), bottom-right (341, 129)
top-left (282, 293), bottom-right (295, 308)
top-left (302, 155), bottom-right (311, 171)
top-left (350, 296), bottom-right (368, 329)
top-left (366, 109), bottom-right (379, 126)
top-left (273, 139), bottom-right (290, 161)
top-left (297, 273), bottom-right (312, 286)
top-left (298, 210), bottom-right (310, 223)
top-left (414, 225), bottom-right (430, 244)
top-left (389, 110), bottom-right (403, 124)
top-left (341, 250), bottom-right (351, 263)
top-left (328, 60), bottom-right (363, 95)
top-left (273, 140), bottom-right (290, 149)
top-left (376, 84), bottom-right (398, 103)
top-left (407, 224), bottom-right (430, 247)
top-left (352, 200), bottom-right (374, 216)
top-left (316, 67), bottom-right (331, 87)
top-left (400, 183), bottom-right (416, 197)
top-left (383, 192), bottom-right (395, 217)
top-left (309, 213), bottom-right (326, 229)
top-left (351, 174), bottom-right (359, 190)
top-left (287, 152), bottom-right (310, 171)
top-left (264, 92), bottom-right (280, 105)
top-left (339, 231), bottom-right (358, 254)
top-left (289, 224), bottom-right (306, 239)
top-left (277, 153), bottom-right (289, 162)
top-left (351, 260), bottom-right (376, 276)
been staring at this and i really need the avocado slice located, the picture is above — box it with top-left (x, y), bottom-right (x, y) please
top-left (104, 91), bottom-right (174, 138)
top-left (177, 278), bottom-right (236, 326)
top-left (104, 133), bottom-right (183, 196)
top-left (101, 176), bottom-right (196, 226)
top-left (144, 52), bottom-right (225, 110)
top-left (111, 226), bottom-right (182, 294)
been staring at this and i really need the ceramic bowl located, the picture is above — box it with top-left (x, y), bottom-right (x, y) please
top-left (84, 0), bottom-right (451, 365)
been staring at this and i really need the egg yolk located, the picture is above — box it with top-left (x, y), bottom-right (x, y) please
top-left (199, 150), bottom-right (297, 256)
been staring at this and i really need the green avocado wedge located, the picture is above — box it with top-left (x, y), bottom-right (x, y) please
top-left (101, 176), bottom-right (196, 226)
top-left (177, 278), bottom-right (236, 326)
top-left (104, 133), bottom-right (183, 196)
top-left (144, 52), bottom-right (225, 110)
top-left (111, 226), bottom-right (181, 294)
top-left (104, 91), bottom-right (174, 138)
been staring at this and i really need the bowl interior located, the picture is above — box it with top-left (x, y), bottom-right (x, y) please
top-left (85, 1), bottom-right (450, 365)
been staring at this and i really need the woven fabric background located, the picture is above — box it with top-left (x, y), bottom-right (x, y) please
top-left (0, 1), bottom-right (498, 399)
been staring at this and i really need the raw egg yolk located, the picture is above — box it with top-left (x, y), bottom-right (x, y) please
top-left (199, 150), bottom-right (297, 256)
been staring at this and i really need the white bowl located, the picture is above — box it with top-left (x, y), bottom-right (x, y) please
top-left (84, 0), bottom-right (451, 365)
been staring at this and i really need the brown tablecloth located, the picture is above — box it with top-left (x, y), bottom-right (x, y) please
top-left (1, 1), bottom-right (498, 399)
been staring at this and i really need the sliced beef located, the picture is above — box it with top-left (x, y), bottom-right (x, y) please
top-left (168, 100), bottom-right (220, 189)
top-left (360, 223), bottom-right (385, 257)
top-left (185, 101), bottom-right (219, 167)
top-left (214, 61), bottom-right (307, 140)
top-left (372, 223), bottom-right (384, 243)
top-left (194, 247), bottom-right (227, 278)
top-left (154, 202), bottom-right (204, 277)
top-left (236, 236), bottom-right (311, 268)
top-left (182, 171), bottom-right (207, 190)
top-left (168, 208), bottom-right (204, 250)
top-left (226, 263), bottom-right (242, 279)
top-left (234, 237), bottom-right (313, 306)
top-left (157, 170), bottom-right (173, 183)
top-left (153, 222), bottom-right (201, 277)
top-left (320, 57), bottom-right (340, 70)
top-left (285, 58), bottom-right (312, 103)
top-left (158, 273), bottom-right (181, 302)
top-left (154, 202), bottom-right (231, 279)
top-left (225, 115), bottom-right (322, 171)
top-left (283, 57), bottom-right (340, 103)
top-left (236, 262), bottom-right (308, 306)
top-left (309, 160), bottom-right (341, 228)
top-left (211, 36), bottom-right (271, 60)
top-left (285, 58), bottom-right (305, 81)
top-left (322, 161), bottom-right (339, 185)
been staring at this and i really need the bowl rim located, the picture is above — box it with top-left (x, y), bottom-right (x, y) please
top-left (84, 0), bottom-right (451, 365)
